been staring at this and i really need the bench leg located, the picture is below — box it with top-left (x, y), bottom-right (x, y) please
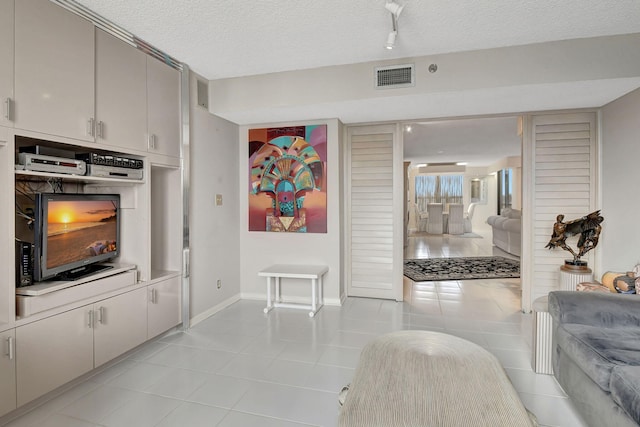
top-left (264, 276), bottom-right (274, 314)
top-left (309, 278), bottom-right (317, 317)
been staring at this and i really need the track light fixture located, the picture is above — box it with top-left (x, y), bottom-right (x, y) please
top-left (385, 1), bottom-right (404, 18)
top-left (386, 31), bottom-right (397, 49)
top-left (383, 1), bottom-right (404, 49)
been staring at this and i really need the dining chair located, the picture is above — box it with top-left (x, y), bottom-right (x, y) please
top-left (447, 203), bottom-right (465, 235)
top-left (426, 203), bottom-right (443, 234)
top-left (464, 203), bottom-right (477, 233)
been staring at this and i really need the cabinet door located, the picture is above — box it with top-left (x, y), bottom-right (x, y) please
top-left (148, 276), bottom-right (182, 339)
top-left (95, 29), bottom-right (148, 152)
top-left (16, 307), bottom-right (94, 406)
top-left (0, 329), bottom-right (16, 417)
top-left (0, 0), bottom-right (14, 127)
top-left (14, 0), bottom-right (95, 142)
top-left (93, 288), bottom-right (147, 367)
top-left (147, 57), bottom-right (181, 157)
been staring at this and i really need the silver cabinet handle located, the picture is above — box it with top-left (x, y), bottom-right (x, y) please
top-left (88, 309), bottom-right (93, 328)
top-left (148, 134), bottom-right (157, 150)
top-left (6, 336), bottom-right (14, 360)
top-left (4, 98), bottom-right (12, 121)
top-left (97, 306), bottom-right (105, 324)
top-left (150, 288), bottom-right (158, 304)
top-left (87, 118), bottom-right (95, 137)
top-left (97, 121), bottom-right (104, 138)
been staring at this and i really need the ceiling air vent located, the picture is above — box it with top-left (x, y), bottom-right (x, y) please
top-left (375, 64), bottom-right (414, 89)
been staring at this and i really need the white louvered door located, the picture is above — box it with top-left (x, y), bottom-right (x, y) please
top-left (346, 125), bottom-right (403, 300)
top-left (523, 112), bottom-right (598, 308)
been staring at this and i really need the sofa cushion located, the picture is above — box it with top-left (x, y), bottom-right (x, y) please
top-left (501, 208), bottom-right (521, 219)
top-left (610, 366), bottom-right (640, 425)
top-left (557, 324), bottom-right (640, 391)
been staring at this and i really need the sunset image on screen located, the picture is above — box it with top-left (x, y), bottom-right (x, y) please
top-left (45, 199), bottom-right (118, 269)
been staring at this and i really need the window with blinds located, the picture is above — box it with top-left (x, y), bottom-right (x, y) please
top-left (415, 175), bottom-right (463, 212)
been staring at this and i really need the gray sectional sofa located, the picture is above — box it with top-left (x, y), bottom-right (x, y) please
top-left (548, 291), bottom-right (640, 427)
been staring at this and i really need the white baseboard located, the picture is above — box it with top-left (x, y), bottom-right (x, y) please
top-left (240, 292), bottom-right (342, 306)
top-left (189, 294), bottom-right (241, 327)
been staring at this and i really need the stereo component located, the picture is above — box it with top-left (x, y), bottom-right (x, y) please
top-left (86, 164), bottom-right (144, 180)
top-left (18, 153), bottom-right (87, 175)
top-left (15, 240), bottom-right (33, 287)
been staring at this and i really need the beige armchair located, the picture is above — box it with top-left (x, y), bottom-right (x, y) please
top-left (426, 203), bottom-right (443, 234)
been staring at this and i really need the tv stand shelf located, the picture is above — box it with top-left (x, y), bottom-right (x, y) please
top-left (15, 264), bottom-right (138, 319)
top-left (16, 263), bottom-right (137, 296)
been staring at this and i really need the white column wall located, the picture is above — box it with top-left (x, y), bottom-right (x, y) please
top-left (189, 73), bottom-right (241, 325)
top-left (601, 88), bottom-right (640, 272)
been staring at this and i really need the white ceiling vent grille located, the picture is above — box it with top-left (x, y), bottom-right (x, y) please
top-left (375, 64), bottom-right (414, 89)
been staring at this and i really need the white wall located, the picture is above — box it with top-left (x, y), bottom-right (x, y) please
top-left (239, 119), bottom-right (344, 305)
top-left (189, 72), bottom-right (241, 325)
top-left (601, 87), bottom-right (640, 271)
top-left (210, 34), bottom-right (640, 125)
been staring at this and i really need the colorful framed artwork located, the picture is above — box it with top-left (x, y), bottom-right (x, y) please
top-left (248, 125), bottom-right (327, 233)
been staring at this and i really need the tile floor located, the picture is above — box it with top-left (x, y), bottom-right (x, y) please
top-left (2, 227), bottom-right (588, 427)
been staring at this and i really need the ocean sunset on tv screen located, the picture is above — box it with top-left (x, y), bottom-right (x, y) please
top-left (46, 199), bottom-right (118, 269)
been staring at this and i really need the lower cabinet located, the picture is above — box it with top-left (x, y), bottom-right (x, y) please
top-left (0, 329), bottom-right (16, 417)
top-left (16, 287), bottom-right (148, 406)
top-left (16, 307), bottom-right (93, 406)
top-left (94, 288), bottom-right (147, 367)
top-left (148, 276), bottom-right (181, 339)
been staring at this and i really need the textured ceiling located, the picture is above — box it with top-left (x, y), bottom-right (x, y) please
top-left (74, 0), bottom-right (640, 80)
top-left (72, 0), bottom-right (640, 166)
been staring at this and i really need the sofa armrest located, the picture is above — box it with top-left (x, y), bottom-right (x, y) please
top-left (548, 291), bottom-right (640, 328)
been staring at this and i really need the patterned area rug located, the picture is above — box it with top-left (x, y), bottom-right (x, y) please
top-left (404, 256), bottom-right (520, 282)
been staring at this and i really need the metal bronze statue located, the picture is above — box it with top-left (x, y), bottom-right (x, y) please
top-left (545, 210), bottom-right (604, 269)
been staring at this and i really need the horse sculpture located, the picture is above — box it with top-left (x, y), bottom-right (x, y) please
top-left (545, 210), bottom-right (604, 263)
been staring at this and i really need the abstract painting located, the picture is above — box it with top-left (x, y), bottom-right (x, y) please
top-left (249, 125), bottom-right (327, 233)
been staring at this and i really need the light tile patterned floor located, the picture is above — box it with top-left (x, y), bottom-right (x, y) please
top-left (2, 227), bottom-right (588, 427)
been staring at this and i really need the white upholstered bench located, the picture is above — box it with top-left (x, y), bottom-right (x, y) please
top-left (339, 330), bottom-right (537, 427)
top-left (258, 264), bottom-right (328, 317)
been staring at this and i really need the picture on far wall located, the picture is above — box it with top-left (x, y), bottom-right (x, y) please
top-left (248, 125), bottom-right (327, 233)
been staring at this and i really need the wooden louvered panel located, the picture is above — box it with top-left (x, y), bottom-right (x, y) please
top-left (349, 133), bottom-right (395, 294)
top-left (529, 113), bottom-right (596, 303)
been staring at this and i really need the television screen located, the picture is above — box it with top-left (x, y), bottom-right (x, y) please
top-left (34, 193), bottom-right (120, 281)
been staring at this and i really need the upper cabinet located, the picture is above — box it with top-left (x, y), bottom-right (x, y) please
top-left (0, 0), bottom-right (14, 127)
top-left (95, 29), bottom-right (148, 152)
top-left (14, 0), bottom-right (95, 142)
top-left (147, 57), bottom-right (181, 158)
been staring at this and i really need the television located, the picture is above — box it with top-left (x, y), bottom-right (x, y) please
top-left (33, 193), bottom-right (120, 282)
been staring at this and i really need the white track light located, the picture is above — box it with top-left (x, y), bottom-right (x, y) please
top-left (386, 31), bottom-right (397, 49)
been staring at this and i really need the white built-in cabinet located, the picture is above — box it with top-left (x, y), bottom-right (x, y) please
top-left (147, 57), bottom-right (181, 157)
top-left (148, 276), bottom-right (182, 339)
top-left (96, 29), bottom-right (181, 157)
top-left (93, 287), bottom-right (148, 367)
top-left (0, 0), bottom-right (13, 127)
top-left (0, 0), bottom-right (185, 417)
top-left (16, 307), bottom-right (94, 406)
top-left (95, 29), bottom-right (148, 152)
top-left (14, 0), bottom-right (95, 142)
top-left (0, 329), bottom-right (16, 417)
